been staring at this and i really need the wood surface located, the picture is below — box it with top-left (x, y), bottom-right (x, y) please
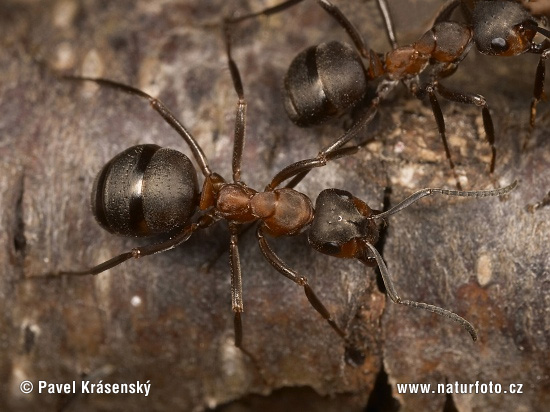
top-left (1, 0), bottom-right (548, 411)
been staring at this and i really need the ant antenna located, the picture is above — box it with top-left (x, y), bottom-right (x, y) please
top-left (369, 181), bottom-right (518, 220)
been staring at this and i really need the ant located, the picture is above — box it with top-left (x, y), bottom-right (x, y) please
top-left (437, 0), bottom-right (550, 149)
top-left (526, 0), bottom-right (550, 19)
top-left (36, 24), bottom-right (517, 355)
top-left (226, 0), bottom-right (498, 190)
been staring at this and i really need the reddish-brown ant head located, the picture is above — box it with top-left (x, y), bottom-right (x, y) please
top-left (472, 0), bottom-right (538, 56)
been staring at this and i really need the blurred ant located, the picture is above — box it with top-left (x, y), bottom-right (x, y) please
top-left (36, 24), bottom-right (517, 351)
top-left (438, 0), bottom-right (550, 149)
top-left (527, 189), bottom-right (550, 211)
top-left (226, 0), bottom-right (498, 189)
top-left (526, 0), bottom-right (550, 19)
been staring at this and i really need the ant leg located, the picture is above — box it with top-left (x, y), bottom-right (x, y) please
top-left (284, 82), bottom-right (399, 190)
top-left (228, 224), bottom-right (269, 383)
top-left (525, 48), bottom-right (550, 150)
top-left (432, 0), bottom-right (462, 24)
top-left (369, 180), bottom-right (517, 220)
top-left (228, 0), bottom-right (304, 23)
top-left (375, 0), bottom-right (398, 49)
top-left (266, 144), bottom-right (360, 191)
top-left (34, 214), bottom-right (217, 279)
top-left (361, 240), bottom-right (478, 341)
top-left (225, 6), bottom-right (369, 186)
top-left (228, 223), bottom-right (246, 348)
top-left (223, 22), bottom-right (247, 183)
top-left (227, 0), bottom-right (370, 58)
top-left (63, 76), bottom-right (212, 178)
top-left (418, 85), bottom-right (463, 189)
top-left (527, 190), bottom-right (550, 212)
top-left (270, 101), bottom-right (380, 190)
top-left (315, 0), bottom-right (370, 57)
top-left (256, 226), bottom-right (348, 341)
top-left (320, 99), bottom-right (380, 155)
top-left (436, 83), bottom-right (496, 174)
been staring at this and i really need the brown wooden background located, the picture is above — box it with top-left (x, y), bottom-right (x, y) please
top-left (1, 0), bottom-right (548, 411)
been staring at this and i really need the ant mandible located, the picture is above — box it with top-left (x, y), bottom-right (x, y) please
top-left (226, 0), bottom-right (498, 190)
top-left (438, 0), bottom-right (550, 149)
top-left (39, 22), bottom-right (516, 350)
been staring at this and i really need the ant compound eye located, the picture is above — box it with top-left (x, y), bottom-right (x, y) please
top-left (490, 37), bottom-right (508, 53)
top-left (337, 192), bottom-right (352, 201)
top-left (328, 188), bottom-right (353, 201)
top-left (319, 242), bottom-right (341, 256)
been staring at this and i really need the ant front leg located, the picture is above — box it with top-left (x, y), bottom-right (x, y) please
top-left (435, 82), bottom-right (496, 174)
top-left (526, 47), bottom-right (550, 150)
top-left (256, 226), bottom-right (349, 341)
top-left (527, 190), bottom-right (550, 212)
top-left (278, 101), bottom-right (380, 190)
top-left (266, 144), bottom-right (360, 190)
top-left (415, 84), bottom-right (464, 190)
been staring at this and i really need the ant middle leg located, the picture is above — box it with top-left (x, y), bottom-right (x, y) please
top-left (228, 222), bottom-right (247, 348)
top-left (375, 0), bottom-right (398, 49)
top-left (223, 21), bottom-right (247, 183)
top-left (225, 224), bottom-right (269, 384)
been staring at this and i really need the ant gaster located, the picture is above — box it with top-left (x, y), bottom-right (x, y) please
top-left (40, 25), bottom-right (517, 350)
top-left (227, 0), bottom-right (498, 189)
top-left (439, 0), bottom-right (550, 149)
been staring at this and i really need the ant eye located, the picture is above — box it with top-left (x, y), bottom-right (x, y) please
top-left (319, 242), bottom-right (341, 256)
top-left (490, 37), bottom-right (508, 53)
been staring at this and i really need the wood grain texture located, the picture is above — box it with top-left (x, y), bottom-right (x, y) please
top-left (0, 0), bottom-right (548, 411)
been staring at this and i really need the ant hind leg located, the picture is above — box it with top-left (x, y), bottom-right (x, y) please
top-left (33, 222), bottom-right (201, 279)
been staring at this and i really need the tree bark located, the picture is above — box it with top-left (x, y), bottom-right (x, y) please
top-left (1, 1), bottom-right (548, 411)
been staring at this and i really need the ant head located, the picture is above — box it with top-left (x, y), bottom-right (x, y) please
top-left (308, 189), bottom-right (378, 259)
top-left (472, 0), bottom-right (538, 56)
